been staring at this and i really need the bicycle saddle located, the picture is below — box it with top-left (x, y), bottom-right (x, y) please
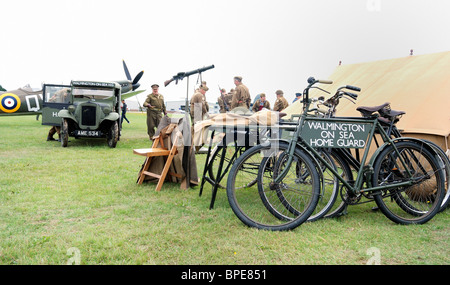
top-left (357, 102), bottom-right (406, 124)
top-left (384, 109), bottom-right (406, 117)
top-left (356, 102), bottom-right (390, 117)
top-left (379, 108), bottom-right (406, 124)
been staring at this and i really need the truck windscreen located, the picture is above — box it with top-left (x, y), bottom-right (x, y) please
top-left (72, 87), bottom-right (114, 99)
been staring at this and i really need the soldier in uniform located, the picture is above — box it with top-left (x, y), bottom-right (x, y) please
top-left (218, 88), bottom-right (230, 113)
top-left (190, 85), bottom-right (209, 124)
top-left (201, 81), bottom-right (209, 114)
top-left (47, 88), bottom-right (71, 141)
top-left (143, 84), bottom-right (166, 140)
top-left (252, 93), bottom-right (271, 112)
top-left (226, 89), bottom-right (234, 106)
top-left (231, 76), bottom-right (251, 109)
top-left (273, 90), bottom-right (289, 112)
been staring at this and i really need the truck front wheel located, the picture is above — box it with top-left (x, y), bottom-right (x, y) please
top-left (107, 121), bottom-right (119, 148)
top-left (61, 119), bottom-right (69, 147)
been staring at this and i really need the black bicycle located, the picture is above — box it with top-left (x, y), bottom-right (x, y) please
top-left (292, 90), bottom-right (450, 218)
top-left (226, 77), bottom-right (446, 230)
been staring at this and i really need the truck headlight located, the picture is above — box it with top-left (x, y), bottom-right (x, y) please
top-left (103, 107), bottom-right (111, 114)
top-left (68, 105), bottom-right (76, 113)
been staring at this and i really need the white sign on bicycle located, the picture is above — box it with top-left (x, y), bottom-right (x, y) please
top-left (301, 118), bottom-right (373, 149)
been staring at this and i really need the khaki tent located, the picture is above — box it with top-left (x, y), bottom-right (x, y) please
top-left (284, 51), bottom-right (450, 153)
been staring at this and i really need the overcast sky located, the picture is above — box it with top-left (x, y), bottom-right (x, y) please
top-left (1, 0), bottom-right (450, 104)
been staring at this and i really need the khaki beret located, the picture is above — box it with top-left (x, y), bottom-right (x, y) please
top-left (276, 90), bottom-right (284, 95)
top-left (234, 76), bottom-right (242, 82)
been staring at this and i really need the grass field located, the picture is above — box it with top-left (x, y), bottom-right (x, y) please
top-left (0, 113), bottom-right (448, 265)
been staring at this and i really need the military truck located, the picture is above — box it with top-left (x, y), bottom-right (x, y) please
top-left (42, 80), bottom-right (122, 148)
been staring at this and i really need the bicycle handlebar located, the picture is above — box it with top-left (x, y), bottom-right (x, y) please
top-left (300, 78), bottom-right (362, 119)
top-left (307, 77), bottom-right (333, 85)
top-left (345, 85), bottom-right (361, 92)
top-left (344, 91), bottom-right (358, 100)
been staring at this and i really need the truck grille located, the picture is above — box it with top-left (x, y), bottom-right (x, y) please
top-left (81, 105), bottom-right (96, 126)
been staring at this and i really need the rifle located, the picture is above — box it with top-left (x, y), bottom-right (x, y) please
top-left (164, 65), bottom-right (215, 87)
top-left (218, 85), bottom-right (229, 112)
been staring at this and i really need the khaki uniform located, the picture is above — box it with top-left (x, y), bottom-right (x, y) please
top-left (231, 84), bottom-right (251, 109)
top-left (218, 88), bottom-right (232, 113)
top-left (144, 93), bottom-right (166, 139)
top-left (252, 99), bottom-right (271, 113)
top-left (190, 91), bottom-right (208, 124)
top-left (218, 94), bottom-right (231, 113)
top-left (204, 94), bottom-right (209, 113)
top-left (273, 96), bottom-right (289, 112)
top-left (49, 88), bottom-right (70, 103)
top-left (47, 88), bottom-right (70, 141)
top-left (218, 96), bottom-right (226, 113)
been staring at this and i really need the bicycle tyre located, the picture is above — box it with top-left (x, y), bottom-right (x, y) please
top-left (226, 142), bottom-right (321, 231)
top-left (372, 141), bottom-right (445, 224)
top-left (422, 140), bottom-right (450, 212)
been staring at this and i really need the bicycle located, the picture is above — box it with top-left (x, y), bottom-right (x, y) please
top-left (322, 101), bottom-right (450, 217)
top-left (289, 90), bottom-right (449, 217)
top-left (203, 106), bottom-right (349, 221)
top-left (358, 102), bottom-right (450, 212)
top-left (225, 83), bottom-right (361, 225)
top-left (226, 77), bottom-right (446, 230)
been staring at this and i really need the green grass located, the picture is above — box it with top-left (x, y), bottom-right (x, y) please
top-left (0, 113), bottom-right (449, 265)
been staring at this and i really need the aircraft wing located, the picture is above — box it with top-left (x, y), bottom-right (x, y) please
top-left (121, 89), bottom-right (146, 100)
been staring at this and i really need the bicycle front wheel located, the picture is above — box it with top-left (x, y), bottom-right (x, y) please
top-left (372, 141), bottom-right (445, 224)
top-left (226, 142), bottom-right (321, 231)
top-left (258, 143), bottom-right (340, 222)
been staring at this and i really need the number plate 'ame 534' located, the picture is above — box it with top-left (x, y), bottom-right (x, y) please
top-left (75, 130), bottom-right (102, 137)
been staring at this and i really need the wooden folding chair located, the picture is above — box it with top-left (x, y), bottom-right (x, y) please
top-left (133, 124), bottom-right (181, 191)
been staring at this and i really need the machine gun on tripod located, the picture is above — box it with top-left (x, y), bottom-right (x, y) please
top-left (164, 65), bottom-right (215, 87)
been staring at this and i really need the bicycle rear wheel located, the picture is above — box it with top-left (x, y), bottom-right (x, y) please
top-left (226, 142), bottom-right (321, 231)
top-left (372, 141), bottom-right (445, 224)
top-left (423, 140), bottom-right (450, 212)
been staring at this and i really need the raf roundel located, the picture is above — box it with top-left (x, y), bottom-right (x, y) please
top-left (0, 93), bottom-right (21, 113)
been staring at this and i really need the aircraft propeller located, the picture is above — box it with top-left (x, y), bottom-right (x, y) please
top-left (123, 60), bottom-right (144, 91)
